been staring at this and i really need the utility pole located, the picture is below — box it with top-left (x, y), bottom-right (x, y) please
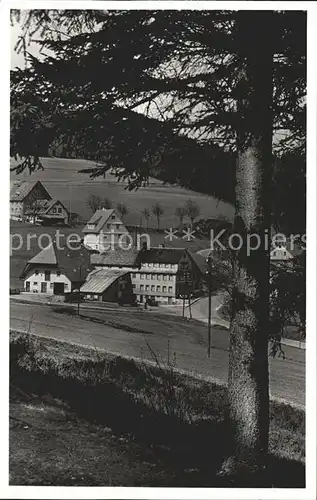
top-left (187, 279), bottom-right (193, 320)
top-left (206, 255), bottom-right (212, 358)
top-left (77, 264), bottom-right (82, 316)
top-left (69, 184), bottom-right (72, 225)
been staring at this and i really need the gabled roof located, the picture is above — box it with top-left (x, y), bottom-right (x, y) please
top-left (10, 180), bottom-right (51, 202)
top-left (83, 209), bottom-right (117, 233)
top-left (21, 243), bottom-right (94, 282)
top-left (28, 242), bottom-right (57, 265)
top-left (24, 198), bottom-right (68, 216)
top-left (45, 199), bottom-right (69, 215)
top-left (91, 247), bottom-right (140, 267)
top-left (80, 268), bottom-right (129, 294)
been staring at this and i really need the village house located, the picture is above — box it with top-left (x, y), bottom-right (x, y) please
top-left (83, 208), bottom-right (130, 252)
top-left (10, 180), bottom-right (51, 221)
top-left (90, 245), bottom-right (204, 305)
top-left (270, 244), bottom-right (294, 262)
top-left (10, 180), bottom-right (69, 225)
top-left (24, 199), bottom-right (69, 225)
top-left (20, 242), bottom-right (94, 294)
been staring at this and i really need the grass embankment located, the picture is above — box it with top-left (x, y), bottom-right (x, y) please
top-left (10, 331), bottom-right (305, 487)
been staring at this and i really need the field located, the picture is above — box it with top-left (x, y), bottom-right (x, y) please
top-left (10, 157), bottom-right (234, 227)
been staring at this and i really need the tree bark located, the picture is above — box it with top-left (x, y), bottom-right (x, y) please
top-left (223, 12), bottom-right (274, 482)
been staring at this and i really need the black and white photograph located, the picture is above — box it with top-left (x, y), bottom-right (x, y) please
top-left (5, 1), bottom-right (316, 497)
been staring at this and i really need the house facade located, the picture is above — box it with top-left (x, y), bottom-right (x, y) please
top-left (83, 209), bottom-right (130, 252)
top-left (20, 242), bottom-right (93, 294)
top-left (25, 199), bottom-right (69, 225)
top-left (10, 180), bottom-right (52, 221)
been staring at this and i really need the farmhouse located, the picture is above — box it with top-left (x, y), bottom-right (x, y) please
top-left (83, 208), bottom-right (130, 252)
top-left (10, 180), bottom-right (51, 221)
top-left (20, 242), bottom-right (94, 294)
top-left (10, 180), bottom-right (69, 225)
top-left (91, 245), bottom-right (204, 305)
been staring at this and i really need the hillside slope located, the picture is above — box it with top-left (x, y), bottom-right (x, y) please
top-left (10, 157), bottom-right (234, 227)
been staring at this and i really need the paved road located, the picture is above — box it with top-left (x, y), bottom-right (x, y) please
top-left (10, 301), bottom-right (305, 407)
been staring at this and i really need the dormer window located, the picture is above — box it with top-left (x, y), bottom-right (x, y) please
top-left (88, 224), bottom-right (95, 230)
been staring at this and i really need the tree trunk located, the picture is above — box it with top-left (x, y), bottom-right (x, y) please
top-left (223, 12), bottom-right (274, 482)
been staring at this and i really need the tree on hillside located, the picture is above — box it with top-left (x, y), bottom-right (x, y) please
top-left (102, 197), bottom-right (113, 209)
top-left (10, 9), bottom-right (306, 481)
top-left (24, 197), bottom-right (44, 224)
top-left (87, 194), bottom-right (112, 213)
top-left (152, 203), bottom-right (164, 231)
top-left (86, 194), bottom-right (102, 214)
top-left (175, 206), bottom-right (186, 228)
top-left (184, 199), bottom-right (201, 228)
top-left (116, 202), bottom-right (128, 222)
top-left (141, 207), bottom-right (151, 231)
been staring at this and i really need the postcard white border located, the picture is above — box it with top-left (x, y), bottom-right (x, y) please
top-left (1, 2), bottom-right (316, 499)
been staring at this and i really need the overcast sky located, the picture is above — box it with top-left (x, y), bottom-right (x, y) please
top-left (11, 20), bottom-right (41, 69)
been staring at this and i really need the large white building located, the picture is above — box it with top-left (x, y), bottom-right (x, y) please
top-left (83, 208), bottom-right (130, 252)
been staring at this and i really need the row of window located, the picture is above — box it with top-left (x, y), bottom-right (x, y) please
top-left (133, 284), bottom-right (173, 293)
top-left (31, 281), bottom-right (69, 290)
top-left (51, 206), bottom-right (63, 214)
top-left (142, 263), bottom-right (175, 269)
top-left (87, 221), bottom-right (123, 231)
top-left (132, 273), bottom-right (174, 281)
top-left (34, 270), bottom-right (60, 280)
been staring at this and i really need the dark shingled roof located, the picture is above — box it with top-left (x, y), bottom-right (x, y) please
top-left (91, 248), bottom-right (140, 267)
top-left (10, 180), bottom-right (51, 202)
top-left (20, 243), bottom-right (94, 282)
top-left (136, 247), bottom-right (186, 265)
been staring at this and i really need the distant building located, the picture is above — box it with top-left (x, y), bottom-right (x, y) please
top-left (83, 209), bottom-right (130, 252)
top-left (80, 268), bottom-right (134, 304)
top-left (91, 246), bottom-right (204, 305)
top-left (10, 180), bottom-right (51, 221)
top-left (10, 180), bottom-right (69, 225)
top-left (24, 199), bottom-right (69, 225)
top-left (20, 242), bottom-right (94, 294)
top-left (270, 245), bottom-right (294, 262)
